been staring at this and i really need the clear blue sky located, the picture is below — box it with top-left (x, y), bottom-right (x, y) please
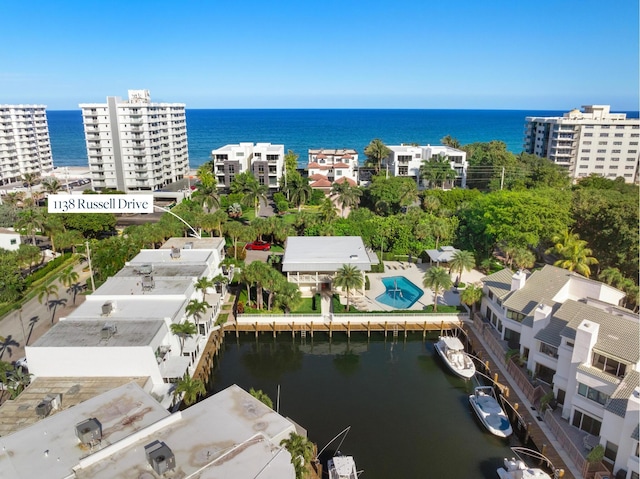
top-left (2, 0), bottom-right (638, 110)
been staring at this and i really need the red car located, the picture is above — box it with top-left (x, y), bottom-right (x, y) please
top-left (245, 240), bottom-right (271, 251)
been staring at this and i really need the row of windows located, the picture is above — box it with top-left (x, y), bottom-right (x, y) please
top-left (506, 309), bottom-right (526, 322)
top-left (592, 353), bottom-right (627, 378)
top-left (577, 383), bottom-right (610, 405)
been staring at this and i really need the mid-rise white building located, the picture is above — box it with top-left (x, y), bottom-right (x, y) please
top-left (383, 144), bottom-right (467, 188)
top-left (211, 142), bottom-right (285, 190)
top-left (481, 265), bottom-right (639, 477)
top-left (0, 105), bottom-right (53, 186)
top-left (307, 148), bottom-right (359, 190)
top-left (523, 105), bottom-right (640, 183)
top-left (79, 90), bottom-right (189, 192)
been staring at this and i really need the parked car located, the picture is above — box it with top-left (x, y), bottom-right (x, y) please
top-left (245, 240), bottom-right (271, 251)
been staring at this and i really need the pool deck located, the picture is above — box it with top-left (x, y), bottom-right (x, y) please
top-left (346, 261), bottom-right (486, 312)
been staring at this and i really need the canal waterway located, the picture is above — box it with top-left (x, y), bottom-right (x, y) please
top-left (209, 332), bottom-right (518, 478)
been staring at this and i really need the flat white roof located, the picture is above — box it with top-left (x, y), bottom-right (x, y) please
top-left (282, 236), bottom-right (373, 272)
top-left (116, 262), bottom-right (209, 279)
top-left (131, 248), bottom-right (216, 265)
top-left (63, 296), bottom-right (187, 322)
top-left (159, 237), bottom-right (225, 251)
top-left (0, 382), bottom-right (169, 479)
top-left (31, 319), bottom-right (166, 348)
top-left (95, 275), bottom-right (195, 297)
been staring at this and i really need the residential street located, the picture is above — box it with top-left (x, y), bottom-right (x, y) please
top-left (0, 262), bottom-right (91, 365)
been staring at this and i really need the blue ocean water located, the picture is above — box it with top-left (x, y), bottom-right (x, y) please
top-left (46, 109), bottom-right (639, 169)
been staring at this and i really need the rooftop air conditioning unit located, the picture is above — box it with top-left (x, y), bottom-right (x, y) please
top-left (101, 323), bottom-right (117, 340)
top-left (141, 275), bottom-right (155, 290)
top-left (139, 264), bottom-right (153, 275)
top-left (145, 440), bottom-right (176, 475)
top-left (170, 247), bottom-right (181, 259)
top-left (35, 399), bottom-right (53, 418)
top-left (75, 418), bottom-right (102, 445)
top-left (101, 301), bottom-right (114, 316)
top-left (183, 242), bottom-right (194, 250)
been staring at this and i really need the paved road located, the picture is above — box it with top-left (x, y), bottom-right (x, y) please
top-left (0, 262), bottom-right (91, 365)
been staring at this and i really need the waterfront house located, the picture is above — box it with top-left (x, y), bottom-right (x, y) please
top-left (383, 144), bottom-right (468, 189)
top-left (24, 238), bottom-right (227, 409)
top-left (212, 142), bottom-right (285, 190)
top-left (481, 265), bottom-right (639, 477)
top-left (282, 236), bottom-right (378, 297)
top-left (0, 382), bottom-right (297, 479)
top-left (307, 148), bottom-right (359, 190)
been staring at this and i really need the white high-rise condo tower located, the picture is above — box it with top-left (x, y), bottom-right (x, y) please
top-left (79, 90), bottom-right (189, 192)
top-left (0, 105), bottom-right (53, 186)
top-left (524, 105), bottom-right (639, 184)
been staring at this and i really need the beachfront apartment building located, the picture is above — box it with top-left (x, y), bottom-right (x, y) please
top-left (79, 90), bottom-right (189, 192)
top-left (211, 142), bottom-right (285, 190)
top-left (24, 238), bottom-right (228, 409)
top-left (307, 148), bottom-right (359, 190)
top-left (482, 265), bottom-right (639, 478)
top-left (383, 144), bottom-right (468, 189)
top-left (0, 105), bottom-right (53, 186)
top-left (523, 105), bottom-right (640, 184)
top-left (0, 382), bottom-right (298, 479)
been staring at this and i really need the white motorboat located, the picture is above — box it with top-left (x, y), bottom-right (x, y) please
top-left (497, 448), bottom-right (560, 479)
top-left (328, 453), bottom-right (358, 479)
top-left (434, 336), bottom-right (476, 379)
top-left (469, 386), bottom-right (513, 437)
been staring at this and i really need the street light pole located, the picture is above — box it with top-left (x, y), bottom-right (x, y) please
top-left (18, 307), bottom-right (26, 347)
top-left (85, 241), bottom-right (95, 292)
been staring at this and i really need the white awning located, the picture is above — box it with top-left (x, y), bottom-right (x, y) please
top-left (159, 356), bottom-right (191, 379)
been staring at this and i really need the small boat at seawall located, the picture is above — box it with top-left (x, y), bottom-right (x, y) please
top-left (469, 386), bottom-right (513, 438)
top-left (434, 336), bottom-right (476, 379)
top-left (497, 448), bottom-right (561, 479)
top-left (328, 453), bottom-right (358, 479)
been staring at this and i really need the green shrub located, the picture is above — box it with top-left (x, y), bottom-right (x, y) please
top-left (365, 275), bottom-right (370, 290)
top-left (24, 253), bottom-right (73, 288)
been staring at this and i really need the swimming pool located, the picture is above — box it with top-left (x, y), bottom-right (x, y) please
top-left (375, 276), bottom-right (424, 309)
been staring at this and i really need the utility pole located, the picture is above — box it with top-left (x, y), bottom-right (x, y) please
top-left (85, 241), bottom-right (95, 292)
top-left (500, 166), bottom-right (505, 190)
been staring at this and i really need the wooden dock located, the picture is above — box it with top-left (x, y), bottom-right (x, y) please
top-left (464, 325), bottom-right (575, 479)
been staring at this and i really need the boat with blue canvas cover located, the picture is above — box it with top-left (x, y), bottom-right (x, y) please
top-left (469, 386), bottom-right (513, 438)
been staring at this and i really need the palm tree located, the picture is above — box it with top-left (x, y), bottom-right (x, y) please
top-left (244, 261), bottom-right (272, 310)
top-left (195, 277), bottom-right (214, 302)
top-left (440, 135), bottom-right (461, 149)
top-left (249, 387), bottom-right (274, 408)
top-left (59, 265), bottom-right (80, 304)
top-left (275, 282), bottom-right (302, 314)
top-left (333, 264), bottom-right (364, 312)
top-left (280, 432), bottom-right (315, 479)
top-left (422, 195), bottom-right (441, 214)
top-left (186, 299), bottom-right (210, 334)
top-left (512, 247), bottom-right (535, 271)
top-left (546, 230), bottom-right (598, 278)
top-left (364, 138), bottom-right (391, 174)
top-left (42, 213), bottom-right (65, 253)
top-left (3, 191), bottom-right (25, 208)
top-left (287, 173), bottom-right (312, 212)
top-left (170, 321), bottom-right (198, 355)
top-left (42, 177), bottom-right (64, 196)
top-left (422, 266), bottom-right (452, 313)
top-left (243, 180), bottom-right (268, 217)
top-left (318, 197), bottom-right (338, 223)
top-left (598, 267), bottom-right (624, 289)
top-left (331, 182), bottom-right (362, 218)
top-left (174, 373), bottom-right (206, 406)
top-left (21, 172), bottom-right (40, 198)
top-left (419, 154), bottom-right (457, 189)
top-left (430, 218), bottom-right (451, 250)
top-left (37, 283), bottom-right (59, 309)
top-left (460, 284), bottom-right (483, 316)
top-left (449, 250), bottom-right (475, 285)
top-left (7, 367), bottom-right (31, 399)
top-left (224, 221), bottom-right (245, 260)
top-left (16, 207), bottom-right (45, 245)
top-left (192, 170), bottom-right (220, 213)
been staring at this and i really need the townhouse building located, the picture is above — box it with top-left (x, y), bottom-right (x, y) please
top-left (481, 265), bottom-right (639, 477)
top-left (79, 90), bottom-right (189, 192)
top-left (211, 142), bottom-right (284, 190)
top-left (0, 104), bottom-right (53, 186)
top-left (307, 148), bottom-right (359, 190)
top-left (523, 105), bottom-right (640, 183)
top-left (383, 144), bottom-right (467, 188)
top-left (24, 238), bottom-right (227, 409)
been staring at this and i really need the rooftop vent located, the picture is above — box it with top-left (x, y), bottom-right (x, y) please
top-left (101, 301), bottom-right (115, 316)
top-left (138, 264), bottom-right (153, 275)
top-left (75, 418), bottom-right (102, 445)
top-left (35, 399), bottom-right (53, 418)
top-left (101, 323), bottom-right (117, 340)
top-left (183, 242), bottom-right (194, 250)
top-left (145, 440), bottom-right (176, 475)
top-left (170, 247), bottom-right (181, 259)
top-left (141, 275), bottom-right (155, 291)
top-left (349, 254), bottom-right (359, 259)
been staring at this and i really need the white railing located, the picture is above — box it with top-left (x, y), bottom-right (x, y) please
top-left (544, 409), bottom-right (588, 475)
top-left (236, 313), bottom-right (467, 326)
